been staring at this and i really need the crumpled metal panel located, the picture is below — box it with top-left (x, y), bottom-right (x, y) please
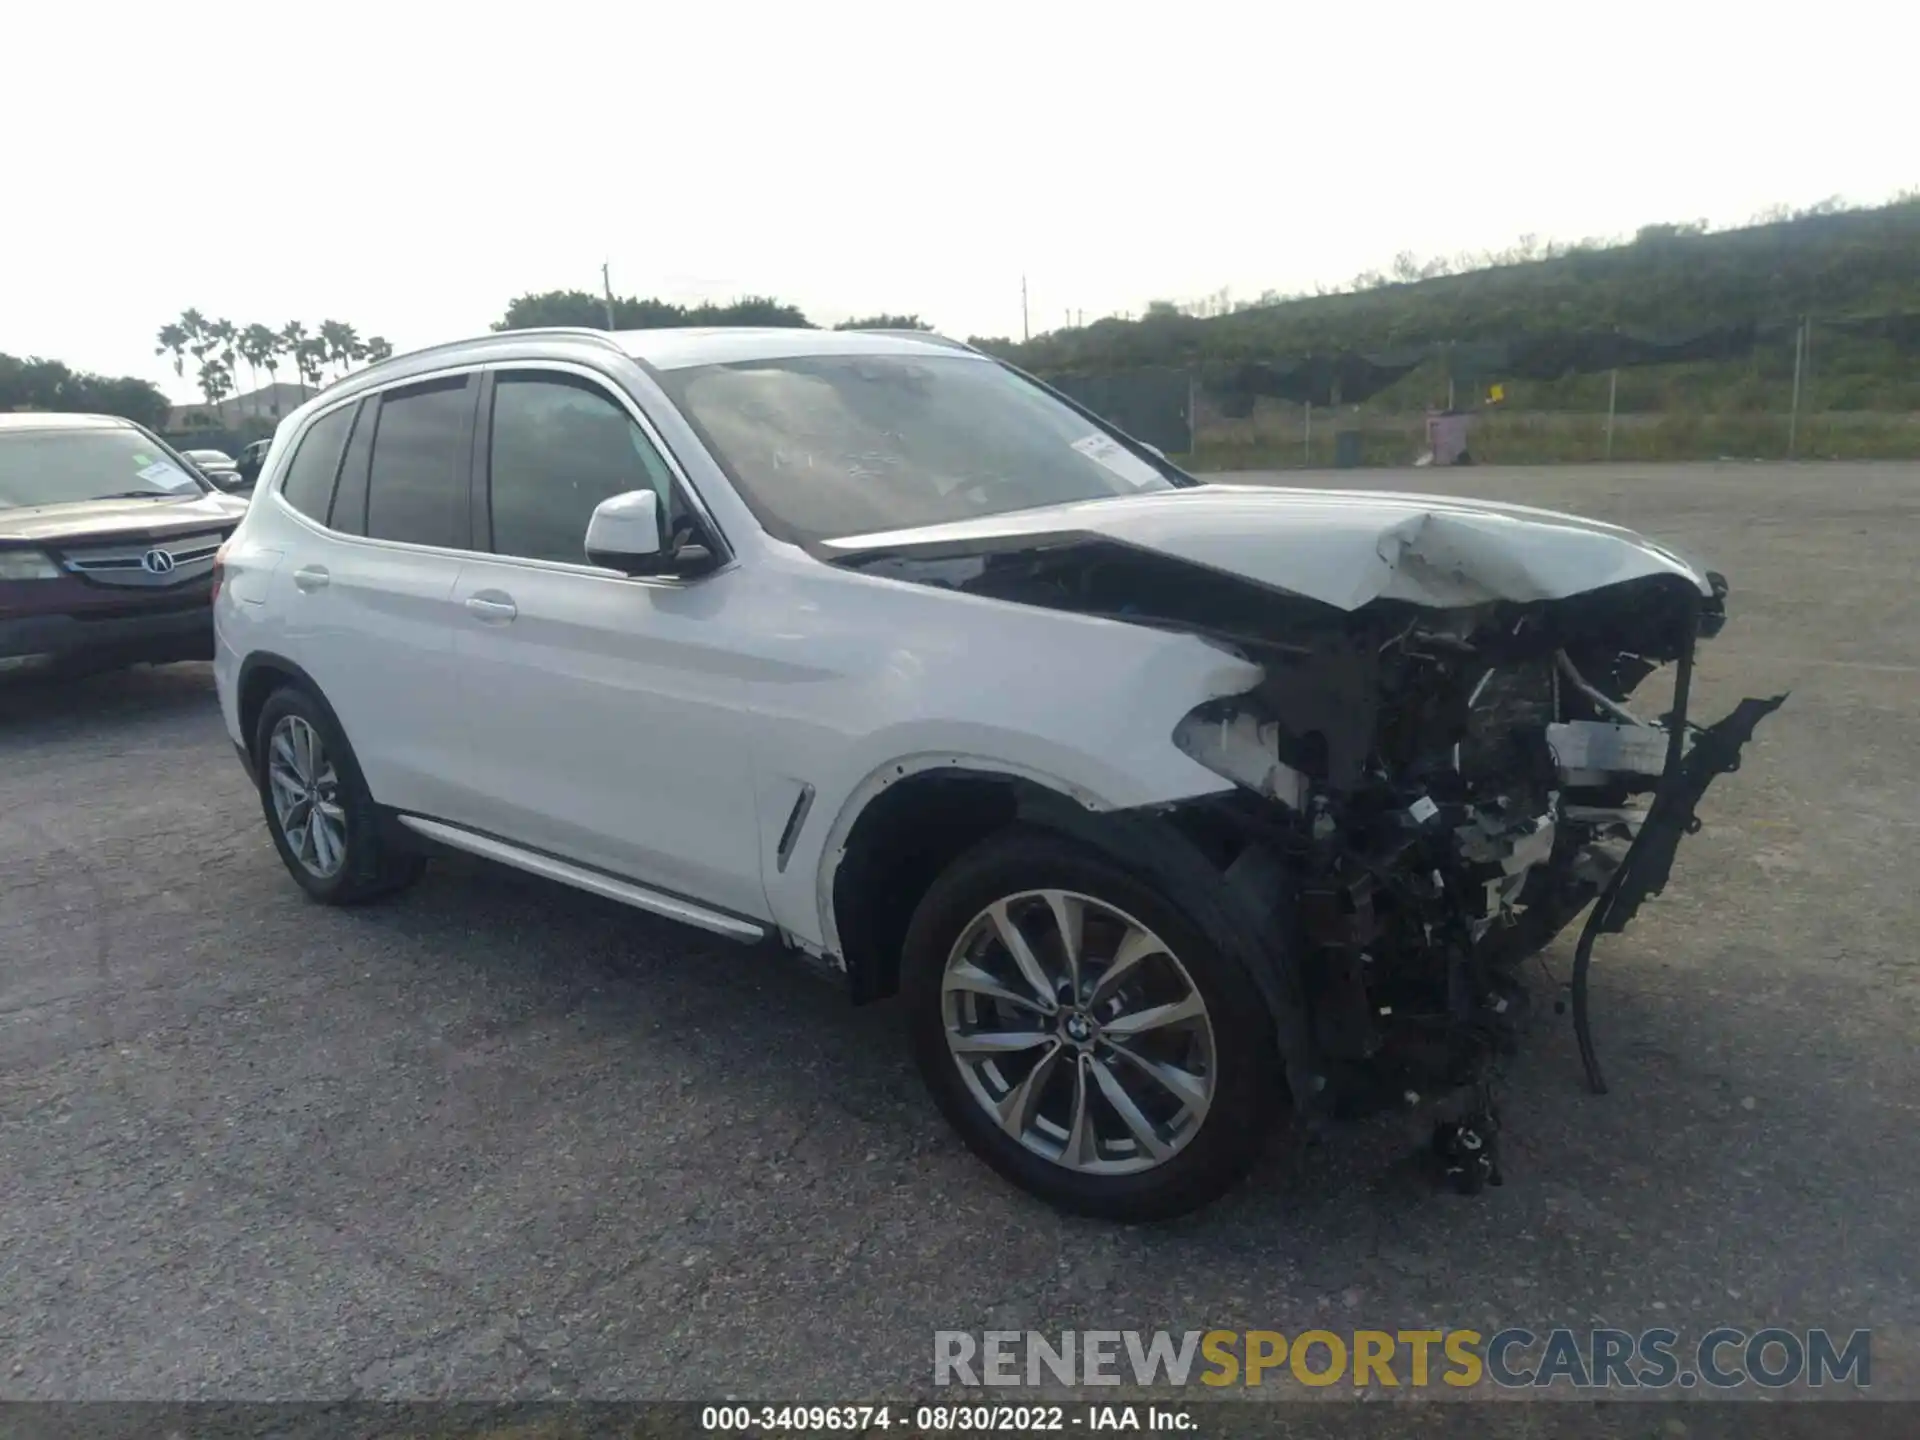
top-left (824, 482), bottom-right (1714, 612)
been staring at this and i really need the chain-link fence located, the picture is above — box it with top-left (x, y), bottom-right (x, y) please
top-left (1038, 312), bottom-right (1920, 468)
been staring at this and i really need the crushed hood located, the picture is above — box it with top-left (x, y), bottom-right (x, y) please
top-left (821, 483), bottom-right (1714, 612)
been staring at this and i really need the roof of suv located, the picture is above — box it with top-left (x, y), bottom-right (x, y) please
top-left (343, 326), bottom-right (972, 387)
top-left (0, 412), bottom-right (137, 433)
top-left (298, 326), bottom-right (985, 417)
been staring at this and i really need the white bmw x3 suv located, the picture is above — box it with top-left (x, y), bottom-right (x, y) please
top-left (215, 326), bottom-right (1780, 1218)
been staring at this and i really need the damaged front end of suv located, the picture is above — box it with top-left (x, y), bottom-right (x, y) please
top-left (832, 488), bottom-right (1786, 1191)
top-left (1166, 567), bottom-right (1784, 1186)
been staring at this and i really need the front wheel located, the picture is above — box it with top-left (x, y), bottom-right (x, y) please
top-left (901, 828), bottom-right (1281, 1221)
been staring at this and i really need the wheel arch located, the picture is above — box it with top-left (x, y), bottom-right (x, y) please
top-left (824, 761), bottom-right (1075, 1006)
top-left (236, 651), bottom-right (347, 774)
top-left (823, 758), bottom-right (1320, 1107)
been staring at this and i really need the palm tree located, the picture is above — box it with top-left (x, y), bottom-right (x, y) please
top-left (197, 356), bottom-right (235, 423)
top-left (207, 319), bottom-right (241, 415)
top-left (363, 335), bottom-right (395, 364)
top-left (280, 322), bottom-right (312, 398)
top-left (260, 331), bottom-right (285, 408)
top-left (318, 321), bottom-right (361, 380)
top-left (294, 337), bottom-right (328, 395)
top-left (240, 324), bottom-right (279, 414)
top-left (155, 323), bottom-right (189, 378)
top-left (181, 308), bottom-right (214, 373)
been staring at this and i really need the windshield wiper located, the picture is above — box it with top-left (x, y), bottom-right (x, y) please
top-left (90, 490), bottom-right (190, 501)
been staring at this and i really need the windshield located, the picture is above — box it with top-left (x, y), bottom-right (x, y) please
top-left (0, 428), bottom-right (207, 509)
top-left (659, 354), bottom-right (1180, 543)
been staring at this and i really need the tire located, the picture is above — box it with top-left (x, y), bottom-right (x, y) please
top-left (253, 684), bottom-right (424, 905)
top-left (901, 827), bottom-right (1280, 1221)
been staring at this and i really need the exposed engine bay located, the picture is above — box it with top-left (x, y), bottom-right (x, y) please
top-left (1162, 569), bottom-right (1785, 1187)
top-left (831, 511), bottom-right (1787, 1192)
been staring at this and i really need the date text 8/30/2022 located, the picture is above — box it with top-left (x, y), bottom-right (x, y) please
top-left (701, 1405), bottom-right (1195, 1431)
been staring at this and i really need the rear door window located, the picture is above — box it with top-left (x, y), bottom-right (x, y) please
top-left (363, 376), bottom-right (475, 549)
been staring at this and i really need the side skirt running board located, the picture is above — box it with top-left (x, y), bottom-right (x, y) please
top-left (395, 815), bottom-right (767, 944)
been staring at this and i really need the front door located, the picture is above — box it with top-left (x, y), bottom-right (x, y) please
top-left (446, 367), bottom-right (769, 922)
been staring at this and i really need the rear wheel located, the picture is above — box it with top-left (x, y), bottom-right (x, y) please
top-left (254, 685), bottom-right (424, 904)
top-left (902, 828), bottom-right (1280, 1221)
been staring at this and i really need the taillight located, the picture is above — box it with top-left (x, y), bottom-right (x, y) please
top-left (210, 541), bottom-right (230, 602)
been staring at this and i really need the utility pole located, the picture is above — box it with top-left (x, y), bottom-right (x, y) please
top-left (1787, 316), bottom-right (1805, 459)
top-left (601, 262), bottom-right (618, 331)
top-left (1021, 275), bottom-right (1030, 342)
top-left (1605, 368), bottom-right (1618, 461)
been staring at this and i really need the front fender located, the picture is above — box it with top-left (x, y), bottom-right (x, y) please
top-left (755, 616), bottom-right (1263, 954)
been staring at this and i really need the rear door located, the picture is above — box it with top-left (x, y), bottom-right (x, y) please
top-left (445, 365), bottom-right (768, 920)
top-left (273, 372), bottom-right (478, 818)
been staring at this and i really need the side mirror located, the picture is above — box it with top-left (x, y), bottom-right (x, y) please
top-left (585, 489), bottom-right (664, 572)
top-left (586, 489), bottom-right (722, 578)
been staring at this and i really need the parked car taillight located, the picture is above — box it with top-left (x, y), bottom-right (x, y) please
top-left (210, 541), bottom-right (229, 602)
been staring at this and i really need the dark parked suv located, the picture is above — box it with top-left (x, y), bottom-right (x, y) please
top-left (0, 413), bottom-right (251, 674)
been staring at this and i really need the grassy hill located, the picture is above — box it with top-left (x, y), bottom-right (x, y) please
top-left (979, 198), bottom-right (1920, 463)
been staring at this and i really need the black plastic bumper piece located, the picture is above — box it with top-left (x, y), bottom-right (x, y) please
top-left (0, 605), bottom-right (213, 666)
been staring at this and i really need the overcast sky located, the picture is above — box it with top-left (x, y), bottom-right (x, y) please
top-left (5, 0), bottom-right (1912, 401)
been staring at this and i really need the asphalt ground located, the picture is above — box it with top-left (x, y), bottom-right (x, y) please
top-left (2, 460), bottom-right (1915, 1404)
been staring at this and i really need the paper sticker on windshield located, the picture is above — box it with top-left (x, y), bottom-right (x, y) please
top-left (137, 459), bottom-right (198, 492)
top-left (1071, 433), bottom-right (1162, 488)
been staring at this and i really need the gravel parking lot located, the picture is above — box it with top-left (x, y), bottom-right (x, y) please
top-left (3, 460), bottom-right (1916, 1402)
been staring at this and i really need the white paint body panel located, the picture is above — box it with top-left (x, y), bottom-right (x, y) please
top-left (728, 543), bottom-right (1263, 948)
top-left (273, 528), bottom-right (473, 819)
top-left (444, 554), bottom-right (776, 922)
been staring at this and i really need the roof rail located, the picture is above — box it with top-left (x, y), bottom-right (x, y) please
top-left (317, 326), bottom-right (982, 400)
top-left (340, 327), bottom-right (629, 386)
top-left (862, 329), bottom-right (980, 354)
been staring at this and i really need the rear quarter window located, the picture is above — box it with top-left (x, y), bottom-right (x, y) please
top-left (279, 405), bottom-right (356, 520)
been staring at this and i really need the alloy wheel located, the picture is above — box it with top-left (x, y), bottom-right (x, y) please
top-left (266, 715), bottom-right (348, 879)
top-left (941, 890), bottom-right (1216, 1175)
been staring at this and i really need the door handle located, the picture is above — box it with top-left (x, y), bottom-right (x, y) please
top-left (292, 565), bottom-right (329, 592)
top-left (465, 592), bottom-right (517, 622)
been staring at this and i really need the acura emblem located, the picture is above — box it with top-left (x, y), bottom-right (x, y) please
top-left (141, 548), bottom-right (177, 575)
